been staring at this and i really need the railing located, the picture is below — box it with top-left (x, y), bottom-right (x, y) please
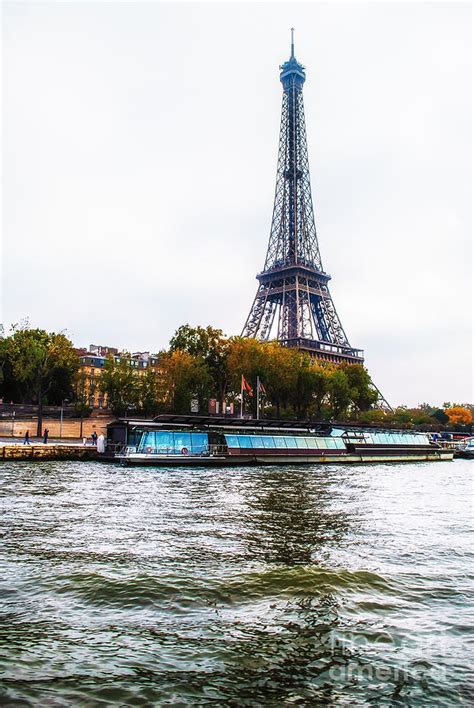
top-left (281, 338), bottom-right (364, 359)
top-left (106, 442), bottom-right (128, 455)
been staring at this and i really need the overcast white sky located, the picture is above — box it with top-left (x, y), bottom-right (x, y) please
top-left (2, 2), bottom-right (472, 407)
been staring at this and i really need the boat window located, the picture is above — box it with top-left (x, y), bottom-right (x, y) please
top-left (237, 435), bottom-right (253, 448)
top-left (335, 438), bottom-right (346, 449)
top-left (224, 435), bottom-right (239, 448)
top-left (273, 437), bottom-right (287, 448)
top-left (282, 435), bottom-right (296, 450)
top-left (326, 438), bottom-right (337, 449)
top-left (317, 438), bottom-right (327, 449)
top-left (250, 436), bottom-right (264, 448)
top-left (173, 432), bottom-right (192, 452)
top-left (295, 437), bottom-right (307, 449)
top-left (156, 431), bottom-right (174, 452)
top-left (138, 431), bottom-right (154, 451)
top-left (305, 437), bottom-right (316, 447)
top-left (190, 433), bottom-right (208, 453)
top-left (262, 436), bottom-right (275, 448)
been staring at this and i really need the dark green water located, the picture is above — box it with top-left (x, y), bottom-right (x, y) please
top-left (0, 460), bottom-right (472, 706)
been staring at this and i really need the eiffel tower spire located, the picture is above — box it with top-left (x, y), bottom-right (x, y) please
top-left (242, 33), bottom-right (363, 365)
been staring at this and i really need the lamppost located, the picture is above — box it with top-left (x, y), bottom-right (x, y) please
top-left (59, 399), bottom-right (69, 439)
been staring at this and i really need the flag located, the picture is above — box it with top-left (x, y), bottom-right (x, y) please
top-left (258, 380), bottom-right (266, 396)
top-left (241, 375), bottom-right (253, 397)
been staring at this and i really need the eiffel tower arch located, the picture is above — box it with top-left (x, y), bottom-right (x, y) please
top-left (242, 32), bottom-right (391, 408)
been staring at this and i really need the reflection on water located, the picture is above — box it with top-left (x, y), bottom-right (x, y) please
top-left (0, 460), bottom-right (472, 705)
top-left (242, 468), bottom-right (351, 565)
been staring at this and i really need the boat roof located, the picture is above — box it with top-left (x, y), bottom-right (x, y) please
top-left (106, 414), bottom-right (429, 436)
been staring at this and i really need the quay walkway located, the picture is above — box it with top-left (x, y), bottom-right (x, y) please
top-left (0, 438), bottom-right (100, 461)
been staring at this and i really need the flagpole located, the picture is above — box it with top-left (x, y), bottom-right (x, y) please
top-left (256, 375), bottom-right (260, 420)
top-left (240, 375), bottom-right (244, 419)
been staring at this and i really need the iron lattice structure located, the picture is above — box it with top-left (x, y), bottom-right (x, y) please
top-left (242, 35), bottom-right (363, 366)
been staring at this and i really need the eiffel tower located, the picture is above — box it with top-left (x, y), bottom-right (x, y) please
top-left (242, 31), bottom-right (364, 367)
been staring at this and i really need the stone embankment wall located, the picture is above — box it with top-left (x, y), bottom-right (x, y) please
top-left (1, 445), bottom-right (100, 461)
top-left (0, 416), bottom-right (114, 439)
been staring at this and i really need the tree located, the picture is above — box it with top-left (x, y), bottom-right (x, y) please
top-left (170, 325), bottom-right (229, 408)
top-left (391, 407), bottom-right (414, 426)
top-left (342, 364), bottom-right (378, 415)
top-left (432, 409), bottom-right (449, 425)
top-left (138, 368), bottom-right (162, 417)
top-left (0, 326), bottom-right (78, 435)
top-left (445, 406), bottom-right (473, 426)
top-left (73, 369), bottom-right (93, 439)
top-left (288, 354), bottom-right (328, 419)
top-left (161, 350), bottom-right (212, 414)
top-left (99, 355), bottom-right (139, 416)
top-left (327, 369), bottom-right (351, 419)
top-left (258, 342), bottom-right (296, 417)
top-left (359, 409), bottom-right (388, 425)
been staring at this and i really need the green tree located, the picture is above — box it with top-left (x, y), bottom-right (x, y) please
top-left (263, 342), bottom-right (298, 417)
top-left (343, 364), bottom-right (378, 415)
top-left (432, 408), bottom-right (449, 425)
top-left (170, 325), bottom-right (230, 408)
top-left (327, 368), bottom-right (352, 419)
top-left (138, 368), bottom-right (162, 417)
top-left (0, 326), bottom-right (78, 435)
top-left (99, 355), bottom-right (139, 416)
top-left (391, 407), bottom-right (414, 426)
top-left (359, 409), bottom-right (388, 425)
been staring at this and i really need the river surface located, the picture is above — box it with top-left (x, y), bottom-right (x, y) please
top-left (0, 459), bottom-right (472, 706)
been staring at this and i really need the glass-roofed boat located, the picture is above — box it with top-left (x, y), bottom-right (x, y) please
top-left (106, 415), bottom-right (454, 466)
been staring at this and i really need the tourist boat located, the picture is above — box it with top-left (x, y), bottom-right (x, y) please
top-left (106, 415), bottom-right (454, 466)
top-left (454, 437), bottom-right (474, 459)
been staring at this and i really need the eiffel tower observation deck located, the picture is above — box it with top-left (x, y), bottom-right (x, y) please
top-left (242, 31), bottom-right (364, 365)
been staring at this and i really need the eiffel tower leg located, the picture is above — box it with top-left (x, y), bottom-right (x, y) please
top-left (371, 381), bottom-right (393, 412)
top-left (242, 286), bottom-right (277, 340)
top-left (242, 290), bottom-right (267, 337)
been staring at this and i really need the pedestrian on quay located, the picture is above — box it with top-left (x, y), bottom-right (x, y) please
top-left (97, 434), bottom-right (105, 454)
top-left (91, 431), bottom-right (98, 446)
top-left (23, 430), bottom-right (30, 445)
top-left (43, 428), bottom-right (49, 445)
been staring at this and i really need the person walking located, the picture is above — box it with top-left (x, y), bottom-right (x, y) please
top-left (91, 431), bottom-right (98, 446)
top-left (23, 430), bottom-right (30, 445)
top-left (43, 428), bottom-right (49, 445)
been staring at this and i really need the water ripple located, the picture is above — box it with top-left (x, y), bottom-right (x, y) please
top-left (0, 459), bottom-right (472, 705)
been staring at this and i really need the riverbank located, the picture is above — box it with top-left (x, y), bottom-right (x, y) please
top-left (0, 442), bottom-right (99, 461)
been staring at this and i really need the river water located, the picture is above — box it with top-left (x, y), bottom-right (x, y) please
top-left (0, 459), bottom-right (472, 706)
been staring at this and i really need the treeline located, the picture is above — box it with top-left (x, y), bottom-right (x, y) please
top-left (99, 325), bottom-right (473, 429)
top-left (101, 324), bottom-right (379, 419)
top-left (0, 323), bottom-right (472, 432)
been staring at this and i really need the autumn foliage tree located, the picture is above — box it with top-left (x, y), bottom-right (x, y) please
top-left (445, 406), bottom-right (473, 426)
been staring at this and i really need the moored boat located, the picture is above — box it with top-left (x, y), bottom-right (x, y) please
top-left (106, 416), bottom-right (454, 466)
top-left (454, 437), bottom-right (474, 459)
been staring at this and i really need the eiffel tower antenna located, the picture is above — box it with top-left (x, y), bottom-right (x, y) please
top-left (241, 35), bottom-right (391, 410)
